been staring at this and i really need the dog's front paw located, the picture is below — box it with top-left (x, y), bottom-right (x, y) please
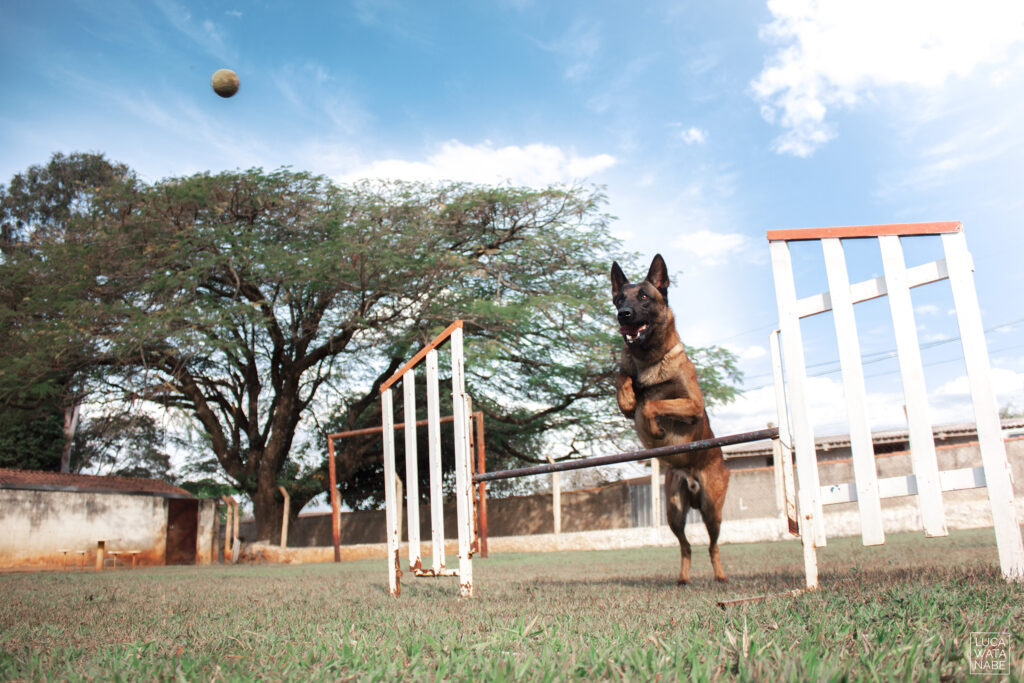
top-left (642, 405), bottom-right (665, 439)
top-left (616, 375), bottom-right (637, 416)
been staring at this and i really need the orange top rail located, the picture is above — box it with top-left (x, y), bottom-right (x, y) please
top-left (766, 221), bottom-right (961, 242)
top-left (379, 320), bottom-right (464, 393)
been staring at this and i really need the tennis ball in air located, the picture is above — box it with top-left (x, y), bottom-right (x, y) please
top-left (211, 69), bottom-right (239, 98)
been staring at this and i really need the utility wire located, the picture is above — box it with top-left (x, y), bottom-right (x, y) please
top-left (737, 318), bottom-right (1024, 394)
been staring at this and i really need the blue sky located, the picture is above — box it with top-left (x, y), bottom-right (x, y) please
top-left (3, 0), bottom-right (1024, 440)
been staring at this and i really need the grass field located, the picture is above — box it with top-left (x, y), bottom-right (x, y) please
top-left (2, 528), bottom-right (1022, 681)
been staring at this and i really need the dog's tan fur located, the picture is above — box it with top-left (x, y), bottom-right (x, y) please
top-left (611, 254), bottom-right (729, 584)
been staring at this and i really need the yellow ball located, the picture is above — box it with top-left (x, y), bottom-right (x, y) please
top-left (211, 69), bottom-right (239, 98)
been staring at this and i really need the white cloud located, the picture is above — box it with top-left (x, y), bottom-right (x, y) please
top-left (155, 0), bottom-right (236, 64)
top-left (933, 367), bottom-right (1024, 402)
top-left (679, 127), bottom-right (708, 145)
top-left (740, 345), bottom-right (767, 362)
top-left (539, 19), bottom-right (602, 82)
top-left (271, 63), bottom-right (368, 136)
top-left (338, 140), bottom-right (616, 186)
top-left (752, 0), bottom-right (1024, 156)
top-left (671, 228), bottom-right (749, 266)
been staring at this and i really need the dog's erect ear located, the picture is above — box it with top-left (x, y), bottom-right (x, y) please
top-left (610, 261), bottom-right (628, 298)
top-left (645, 254), bottom-right (670, 298)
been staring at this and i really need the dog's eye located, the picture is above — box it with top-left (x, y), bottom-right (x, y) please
top-left (638, 292), bottom-right (648, 301)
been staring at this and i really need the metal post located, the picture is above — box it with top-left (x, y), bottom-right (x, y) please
top-left (279, 486), bottom-right (291, 548)
top-left (327, 438), bottom-right (341, 562)
top-left (474, 411), bottom-right (488, 558)
top-left (547, 454), bottom-right (561, 536)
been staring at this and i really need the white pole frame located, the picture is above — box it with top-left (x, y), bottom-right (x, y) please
top-left (381, 321), bottom-right (476, 597)
top-left (768, 221), bottom-right (1024, 587)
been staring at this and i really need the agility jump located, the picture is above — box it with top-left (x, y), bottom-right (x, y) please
top-left (375, 220), bottom-right (1023, 598)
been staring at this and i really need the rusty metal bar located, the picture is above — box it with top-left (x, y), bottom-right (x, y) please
top-left (379, 320), bottom-right (464, 394)
top-left (327, 438), bottom-right (341, 562)
top-left (474, 410), bottom-right (488, 558)
top-left (472, 428), bottom-right (779, 483)
top-left (328, 414), bottom-right (458, 441)
top-left (766, 221), bottom-right (961, 242)
top-left (278, 486), bottom-right (290, 548)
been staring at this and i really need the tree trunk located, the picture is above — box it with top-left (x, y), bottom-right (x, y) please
top-left (251, 484), bottom-right (285, 543)
top-left (60, 403), bottom-right (80, 473)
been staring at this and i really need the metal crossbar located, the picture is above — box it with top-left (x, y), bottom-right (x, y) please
top-left (474, 428), bottom-right (778, 483)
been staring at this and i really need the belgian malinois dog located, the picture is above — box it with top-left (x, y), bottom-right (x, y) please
top-left (611, 254), bottom-right (729, 584)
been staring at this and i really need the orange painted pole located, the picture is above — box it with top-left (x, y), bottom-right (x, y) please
top-left (474, 411), bottom-right (488, 558)
top-left (327, 437), bottom-right (341, 562)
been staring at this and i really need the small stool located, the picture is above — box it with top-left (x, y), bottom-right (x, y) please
top-left (108, 551), bottom-right (121, 569)
top-left (127, 550), bottom-right (141, 568)
top-left (75, 550), bottom-right (87, 569)
top-left (58, 549), bottom-right (70, 570)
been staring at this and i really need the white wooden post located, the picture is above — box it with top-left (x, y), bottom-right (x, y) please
top-left (547, 454), bottom-right (561, 536)
top-left (450, 326), bottom-right (474, 597)
top-left (381, 388), bottom-right (401, 596)
top-left (770, 330), bottom-right (799, 536)
top-left (402, 374), bottom-right (422, 570)
top-left (878, 235), bottom-right (947, 537)
top-left (942, 230), bottom-right (1024, 580)
top-left (769, 239), bottom-right (822, 588)
top-left (650, 457), bottom-right (661, 528)
top-left (821, 238), bottom-right (885, 546)
top-left (425, 348), bottom-right (445, 572)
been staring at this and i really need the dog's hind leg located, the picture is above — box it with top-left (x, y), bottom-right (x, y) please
top-left (665, 468), bottom-right (692, 585)
top-left (700, 465), bottom-right (729, 583)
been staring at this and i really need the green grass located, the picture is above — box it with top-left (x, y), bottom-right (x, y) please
top-left (1, 528), bottom-right (1022, 681)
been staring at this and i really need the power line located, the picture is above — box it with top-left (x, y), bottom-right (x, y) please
top-left (737, 321), bottom-right (1024, 394)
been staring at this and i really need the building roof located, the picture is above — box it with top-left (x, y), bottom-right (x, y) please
top-left (0, 468), bottom-right (193, 499)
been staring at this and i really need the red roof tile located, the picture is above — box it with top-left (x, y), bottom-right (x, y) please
top-left (0, 468), bottom-right (193, 498)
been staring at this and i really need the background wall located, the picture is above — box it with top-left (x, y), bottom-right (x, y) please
top-left (249, 437), bottom-right (1023, 549)
top-left (0, 490), bottom-right (169, 568)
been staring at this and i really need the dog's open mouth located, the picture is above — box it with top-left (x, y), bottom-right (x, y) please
top-left (620, 323), bottom-right (648, 344)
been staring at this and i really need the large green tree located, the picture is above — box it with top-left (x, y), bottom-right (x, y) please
top-left (0, 155), bottom-right (741, 540)
top-left (0, 153), bottom-right (137, 471)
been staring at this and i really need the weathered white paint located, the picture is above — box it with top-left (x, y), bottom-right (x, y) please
top-left (425, 348), bottom-right (445, 572)
top-left (381, 387), bottom-right (401, 596)
top-left (402, 373), bottom-right (422, 569)
top-left (450, 327), bottom-right (474, 597)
